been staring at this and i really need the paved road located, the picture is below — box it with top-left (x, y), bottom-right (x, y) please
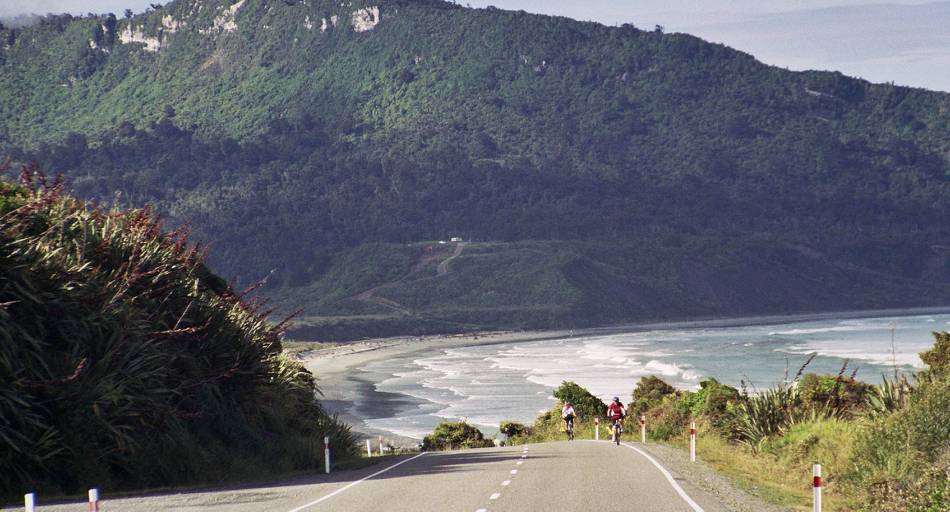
top-left (29, 441), bottom-right (729, 512)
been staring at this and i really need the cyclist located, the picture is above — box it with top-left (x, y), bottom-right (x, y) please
top-left (561, 401), bottom-right (577, 440)
top-left (606, 397), bottom-right (626, 445)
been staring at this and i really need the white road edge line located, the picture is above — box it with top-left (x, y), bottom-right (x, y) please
top-left (619, 443), bottom-right (705, 512)
top-left (287, 452), bottom-right (428, 512)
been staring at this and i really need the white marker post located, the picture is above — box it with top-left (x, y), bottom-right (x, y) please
top-left (640, 415), bottom-right (646, 444)
top-left (594, 418), bottom-right (600, 441)
top-left (689, 422), bottom-right (697, 463)
top-left (88, 488), bottom-right (100, 512)
top-left (813, 464), bottom-right (822, 512)
top-left (324, 436), bottom-right (331, 474)
top-left (366, 439), bottom-right (373, 457)
top-left (24, 493), bottom-right (35, 512)
top-left (378, 436), bottom-right (384, 456)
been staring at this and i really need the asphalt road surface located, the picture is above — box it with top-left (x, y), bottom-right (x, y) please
top-left (28, 441), bottom-right (733, 512)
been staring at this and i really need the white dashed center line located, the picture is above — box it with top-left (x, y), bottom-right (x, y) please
top-left (476, 447), bottom-right (529, 512)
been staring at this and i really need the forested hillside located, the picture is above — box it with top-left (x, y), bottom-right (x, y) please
top-left (1, 0), bottom-right (949, 339)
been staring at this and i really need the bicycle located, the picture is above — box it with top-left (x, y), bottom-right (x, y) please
top-left (611, 418), bottom-right (623, 445)
top-left (564, 417), bottom-right (575, 441)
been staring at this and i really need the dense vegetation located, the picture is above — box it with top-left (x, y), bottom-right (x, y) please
top-left (421, 421), bottom-right (494, 451)
top-left (0, 166), bottom-right (356, 501)
top-left (503, 332), bottom-right (950, 511)
top-left (2, 0), bottom-right (950, 338)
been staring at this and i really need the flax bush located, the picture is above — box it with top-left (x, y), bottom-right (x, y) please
top-left (0, 167), bottom-right (355, 499)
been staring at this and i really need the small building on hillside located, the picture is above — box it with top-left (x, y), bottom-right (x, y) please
top-left (450, 237), bottom-right (463, 242)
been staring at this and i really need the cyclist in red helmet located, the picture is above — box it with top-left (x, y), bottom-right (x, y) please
top-left (606, 397), bottom-right (626, 445)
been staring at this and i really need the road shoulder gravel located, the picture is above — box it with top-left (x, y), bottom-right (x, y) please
top-left (639, 443), bottom-right (789, 512)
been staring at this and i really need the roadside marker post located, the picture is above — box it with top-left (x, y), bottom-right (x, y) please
top-left (378, 436), bottom-right (384, 456)
top-left (640, 415), bottom-right (646, 444)
top-left (689, 422), bottom-right (697, 463)
top-left (594, 418), bottom-right (600, 441)
top-left (366, 439), bottom-right (373, 457)
top-left (24, 493), bottom-right (35, 512)
top-left (88, 488), bottom-right (100, 512)
top-left (324, 436), bottom-right (331, 474)
top-left (813, 464), bottom-right (822, 512)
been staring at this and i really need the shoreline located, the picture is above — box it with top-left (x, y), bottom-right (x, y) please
top-left (295, 306), bottom-right (950, 444)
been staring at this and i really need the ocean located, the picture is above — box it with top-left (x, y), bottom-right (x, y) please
top-left (349, 313), bottom-right (950, 440)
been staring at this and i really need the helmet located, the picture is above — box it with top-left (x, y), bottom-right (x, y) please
top-left (612, 397), bottom-right (620, 402)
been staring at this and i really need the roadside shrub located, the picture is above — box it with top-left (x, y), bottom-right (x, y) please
top-left (799, 373), bottom-right (873, 414)
top-left (733, 385), bottom-right (802, 449)
top-left (422, 422), bottom-right (495, 451)
top-left (499, 421), bottom-right (531, 439)
top-left (553, 381), bottom-right (606, 419)
top-left (643, 398), bottom-right (690, 441)
top-left (630, 376), bottom-right (677, 413)
top-left (849, 374), bottom-right (950, 511)
top-left (847, 333), bottom-right (950, 511)
top-left (865, 374), bottom-right (913, 418)
top-left (684, 378), bottom-right (739, 425)
top-left (920, 331), bottom-right (950, 381)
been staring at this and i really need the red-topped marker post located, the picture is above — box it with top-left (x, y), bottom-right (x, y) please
top-left (639, 415), bottom-right (646, 444)
top-left (324, 436), bottom-right (331, 474)
top-left (88, 488), bottom-right (100, 512)
top-left (594, 418), bottom-right (600, 441)
top-left (813, 464), bottom-right (822, 512)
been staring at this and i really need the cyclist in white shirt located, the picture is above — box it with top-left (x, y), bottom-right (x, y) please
top-left (561, 401), bottom-right (577, 440)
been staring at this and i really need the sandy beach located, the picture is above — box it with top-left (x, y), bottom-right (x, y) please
top-left (294, 329), bottom-right (572, 445)
top-left (293, 306), bottom-right (950, 446)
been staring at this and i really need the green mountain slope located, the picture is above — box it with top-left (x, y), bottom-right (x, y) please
top-left (1, 0), bottom-right (949, 339)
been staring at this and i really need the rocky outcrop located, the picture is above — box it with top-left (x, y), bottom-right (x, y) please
top-left (203, 0), bottom-right (245, 34)
top-left (119, 25), bottom-right (162, 52)
top-left (351, 7), bottom-right (380, 32)
top-left (162, 15), bottom-right (184, 34)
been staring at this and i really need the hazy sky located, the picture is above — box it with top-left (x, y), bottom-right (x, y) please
top-left (3, 0), bottom-right (948, 91)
